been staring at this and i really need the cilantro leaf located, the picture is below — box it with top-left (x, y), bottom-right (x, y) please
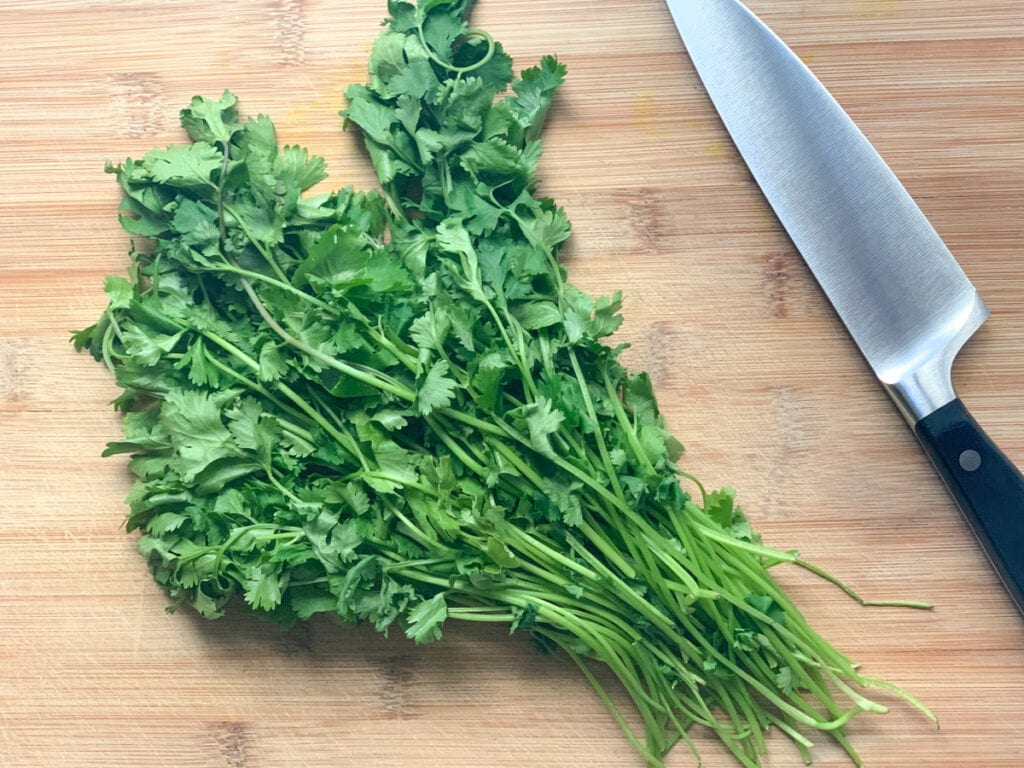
top-left (158, 390), bottom-right (237, 482)
top-left (146, 143), bottom-right (222, 189)
top-left (243, 562), bottom-right (285, 611)
top-left (404, 592), bottom-right (447, 644)
top-left (509, 56), bottom-right (567, 143)
top-left (523, 396), bottom-right (564, 460)
top-left (416, 359), bottom-right (458, 415)
top-left (180, 90), bottom-right (241, 144)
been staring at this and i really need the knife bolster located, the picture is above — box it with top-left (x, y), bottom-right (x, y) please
top-left (884, 371), bottom-right (956, 426)
top-left (881, 292), bottom-right (989, 425)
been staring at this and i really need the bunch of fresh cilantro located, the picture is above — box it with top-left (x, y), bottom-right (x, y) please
top-left (74, 1), bottom-right (931, 765)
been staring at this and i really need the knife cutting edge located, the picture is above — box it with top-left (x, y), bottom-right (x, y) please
top-left (666, 0), bottom-right (1024, 613)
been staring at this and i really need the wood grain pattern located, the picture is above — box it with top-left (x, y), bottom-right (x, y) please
top-left (1, 1), bottom-right (1022, 766)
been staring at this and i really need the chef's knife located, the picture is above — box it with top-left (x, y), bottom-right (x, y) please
top-left (666, 0), bottom-right (1024, 613)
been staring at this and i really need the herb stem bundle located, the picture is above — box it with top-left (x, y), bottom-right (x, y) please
top-left (75, 2), bottom-right (934, 765)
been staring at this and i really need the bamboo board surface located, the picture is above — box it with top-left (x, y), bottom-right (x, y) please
top-left (1, 1), bottom-right (1023, 766)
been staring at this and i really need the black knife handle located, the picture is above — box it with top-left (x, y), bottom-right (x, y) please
top-left (915, 399), bottom-right (1024, 613)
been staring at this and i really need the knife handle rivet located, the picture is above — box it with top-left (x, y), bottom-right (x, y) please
top-left (959, 449), bottom-right (982, 472)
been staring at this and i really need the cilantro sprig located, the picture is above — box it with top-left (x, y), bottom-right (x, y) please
top-left (75, 1), bottom-right (933, 765)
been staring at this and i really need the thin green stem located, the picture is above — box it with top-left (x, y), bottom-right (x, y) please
top-left (416, 20), bottom-right (496, 76)
top-left (222, 202), bottom-right (289, 284)
top-left (602, 368), bottom-right (658, 477)
top-left (238, 276), bottom-right (416, 403)
top-left (199, 328), bottom-right (359, 463)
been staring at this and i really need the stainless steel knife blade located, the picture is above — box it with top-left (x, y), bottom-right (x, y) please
top-left (666, 0), bottom-right (985, 423)
top-left (666, 0), bottom-right (1024, 612)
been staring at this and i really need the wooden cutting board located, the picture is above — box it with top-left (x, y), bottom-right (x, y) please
top-left (1, 1), bottom-right (1022, 766)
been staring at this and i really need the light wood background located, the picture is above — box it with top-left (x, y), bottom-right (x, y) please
top-left (1, 1), bottom-right (1022, 766)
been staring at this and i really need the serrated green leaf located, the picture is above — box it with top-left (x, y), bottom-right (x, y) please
top-left (243, 562), bottom-right (284, 611)
top-left (512, 300), bottom-right (562, 331)
top-left (509, 55), bottom-right (566, 142)
top-left (343, 87), bottom-right (399, 146)
top-left (146, 143), bottom-right (222, 189)
top-left (170, 198), bottom-right (220, 248)
top-left (180, 90), bottom-right (240, 144)
top-left (404, 592), bottom-right (447, 644)
top-left (275, 145), bottom-right (328, 192)
top-left (103, 275), bottom-right (133, 309)
top-left (121, 324), bottom-right (184, 367)
top-left (146, 512), bottom-right (188, 536)
top-left (226, 397), bottom-right (279, 466)
top-left (257, 342), bottom-right (288, 383)
top-left (159, 389), bottom-right (235, 483)
top-left (523, 396), bottom-right (564, 460)
top-left (416, 359), bottom-right (457, 415)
